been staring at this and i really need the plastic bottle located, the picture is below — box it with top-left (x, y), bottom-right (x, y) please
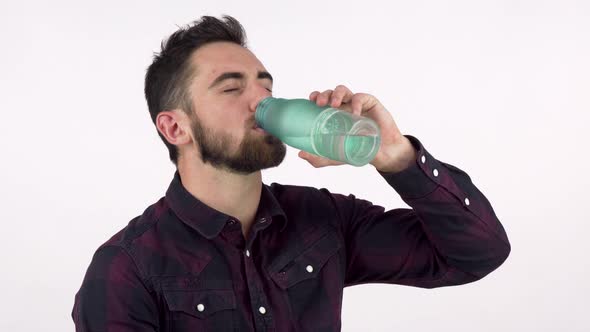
top-left (255, 97), bottom-right (381, 166)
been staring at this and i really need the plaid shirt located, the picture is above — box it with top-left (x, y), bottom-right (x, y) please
top-left (72, 135), bottom-right (510, 331)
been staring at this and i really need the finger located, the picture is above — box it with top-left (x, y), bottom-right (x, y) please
top-left (317, 90), bottom-right (333, 106)
top-left (351, 93), bottom-right (377, 116)
top-left (309, 91), bottom-right (320, 102)
top-left (330, 85), bottom-right (354, 108)
top-left (351, 95), bottom-right (363, 116)
top-left (298, 151), bottom-right (345, 168)
top-left (298, 151), bottom-right (324, 167)
top-left (305, 155), bottom-right (333, 168)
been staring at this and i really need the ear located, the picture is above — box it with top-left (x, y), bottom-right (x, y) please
top-left (156, 110), bottom-right (192, 146)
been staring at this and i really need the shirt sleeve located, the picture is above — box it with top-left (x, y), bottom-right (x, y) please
top-left (72, 245), bottom-right (159, 331)
top-left (330, 135), bottom-right (511, 288)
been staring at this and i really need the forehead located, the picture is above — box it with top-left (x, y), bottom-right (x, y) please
top-left (190, 42), bottom-right (266, 81)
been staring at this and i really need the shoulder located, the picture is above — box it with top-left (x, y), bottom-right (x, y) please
top-left (99, 197), bottom-right (167, 249)
top-left (86, 197), bottom-right (173, 277)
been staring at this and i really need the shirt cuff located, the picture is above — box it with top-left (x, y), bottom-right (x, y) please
top-left (377, 135), bottom-right (441, 199)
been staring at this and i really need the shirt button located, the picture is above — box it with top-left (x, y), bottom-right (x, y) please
top-left (464, 198), bottom-right (470, 206)
top-left (228, 219), bottom-right (237, 225)
top-left (433, 169), bottom-right (439, 177)
top-left (306, 265), bottom-right (314, 273)
top-left (259, 306), bottom-right (267, 315)
top-left (246, 250), bottom-right (250, 257)
top-left (421, 155), bottom-right (426, 164)
top-left (196, 304), bottom-right (205, 312)
top-left (259, 217), bottom-right (267, 223)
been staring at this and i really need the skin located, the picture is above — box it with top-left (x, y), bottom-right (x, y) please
top-left (156, 41), bottom-right (417, 238)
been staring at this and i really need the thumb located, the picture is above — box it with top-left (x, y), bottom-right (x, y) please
top-left (298, 151), bottom-right (309, 159)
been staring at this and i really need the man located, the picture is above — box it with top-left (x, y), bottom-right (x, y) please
top-left (72, 15), bottom-right (510, 331)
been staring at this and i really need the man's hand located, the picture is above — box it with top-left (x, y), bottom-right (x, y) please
top-left (298, 85), bottom-right (417, 173)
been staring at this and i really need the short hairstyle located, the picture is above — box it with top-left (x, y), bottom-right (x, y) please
top-left (144, 15), bottom-right (247, 166)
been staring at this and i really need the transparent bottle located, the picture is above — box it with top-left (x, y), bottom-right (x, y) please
top-left (255, 97), bottom-right (381, 166)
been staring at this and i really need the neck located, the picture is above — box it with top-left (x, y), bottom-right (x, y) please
top-left (177, 152), bottom-right (262, 236)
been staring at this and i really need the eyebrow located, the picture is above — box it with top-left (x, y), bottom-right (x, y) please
top-left (208, 71), bottom-right (273, 89)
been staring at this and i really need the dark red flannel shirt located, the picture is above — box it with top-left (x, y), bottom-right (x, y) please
top-left (72, 135), bottom-right (510, 331)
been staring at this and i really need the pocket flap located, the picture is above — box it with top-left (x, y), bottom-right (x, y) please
top-left (269, 230), bottom-right (341, 289)
top-left (163, 289), bottom-right (236, 319)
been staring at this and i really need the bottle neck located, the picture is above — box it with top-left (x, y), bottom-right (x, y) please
top-left (255, 97), bottom-right (278, 125)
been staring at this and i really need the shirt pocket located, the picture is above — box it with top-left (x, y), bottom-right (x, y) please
top-left (267, 226), bottom-right (344, 330)
top-left (268, 227), bottom-right (343, 290)
top-left (163, 288), bottom-right (236, 331)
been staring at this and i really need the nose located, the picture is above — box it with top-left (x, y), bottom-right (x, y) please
top-left (249, 84), bottom-right (272, 113)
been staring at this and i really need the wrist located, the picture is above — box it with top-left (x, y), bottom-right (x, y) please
top-left (372, 136), bottom-right (417, 173)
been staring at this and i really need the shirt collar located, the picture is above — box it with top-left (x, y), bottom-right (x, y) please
top-left (165, 170), bottom-right (288, 239)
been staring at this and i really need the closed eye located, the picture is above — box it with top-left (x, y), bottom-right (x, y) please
top-left (223, 88), bottom-right (240, 93)
top-left (222, 87), bottom-right (272, 93)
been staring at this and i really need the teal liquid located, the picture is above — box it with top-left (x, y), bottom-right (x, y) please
top-left (313, 133), bottom-right (379, 166)
top-left (312, 109), bottom-right (380, 166)
top-left (284, 134), bottom-right (379, 166)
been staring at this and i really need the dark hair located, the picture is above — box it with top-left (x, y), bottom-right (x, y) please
top-left (144, 15), bottom-right (247, 166)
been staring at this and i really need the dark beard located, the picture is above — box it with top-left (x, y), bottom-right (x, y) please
top-left (191, 115), bottom-right (286, 174)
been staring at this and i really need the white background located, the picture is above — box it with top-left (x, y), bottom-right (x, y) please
top-left (1, 0), bottom-right (588, 331)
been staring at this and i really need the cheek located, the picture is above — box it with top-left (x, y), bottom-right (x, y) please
top-left (213, 117), bottom-right (248, 141)
top-left (195, 98), bottom-right (250, 132)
